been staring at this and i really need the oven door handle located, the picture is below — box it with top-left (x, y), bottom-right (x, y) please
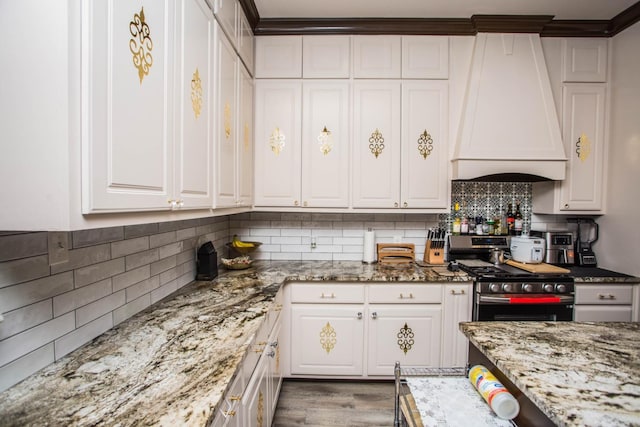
top-left (478, 295), bottom-right (574, 304)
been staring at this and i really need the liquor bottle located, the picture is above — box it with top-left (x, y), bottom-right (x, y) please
top-left (514, 202), bottom-right (523, 236)
top-left (506, 203), bottom-right (515, 235)
top-left (452, 202), bottom-right (461, 235)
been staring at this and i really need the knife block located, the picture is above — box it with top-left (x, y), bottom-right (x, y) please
top-left (424, 240), bottom-right (445, 265)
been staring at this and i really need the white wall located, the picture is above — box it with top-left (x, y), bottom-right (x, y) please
top-left (598, 22), bottom-right (640, 276)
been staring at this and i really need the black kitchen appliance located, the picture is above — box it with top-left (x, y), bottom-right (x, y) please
top-left (196, 241), bottom-right (218, 280)
top-left (570, 218), bottom-right (599, 266)
top-left (448, 235), bottom-right (574, 321)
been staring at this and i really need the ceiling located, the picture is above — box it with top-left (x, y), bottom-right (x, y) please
top-left (254, 0), bottom-right (638, 20)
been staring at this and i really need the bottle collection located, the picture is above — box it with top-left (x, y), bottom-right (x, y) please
top-left (450, 201), bottom-right (525, 236)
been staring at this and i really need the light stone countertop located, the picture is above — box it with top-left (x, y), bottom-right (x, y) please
top-left (460, 321), bottom-right (640, 427)
top-left (0, 261), bottom-right (468, 427)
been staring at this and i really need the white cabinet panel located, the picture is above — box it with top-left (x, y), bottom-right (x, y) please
top-left (254, 36), bottom-right (303, 78)
top-left (237, 10), bottom-right (254, 74)
top-left (213, 0), bottom-right (237, 43)
top-left (402, 36), bottom-right (449, 79)
top-left (562, 38), bottom-right (607, 82)
top-left (367, 305), bottom-right (442, 375)
top-left (237, 64), bottom-right (253, 207)
top-left (401, 81), bottom-right (449, 209)
top-left (303, 36), bottom-right (351, 78)
top-left (353, 36), bottom-right (401, 78)
top-left (574, 306), bottom-right (632, 322)
top-left (215, 28), bottom-right (238, 208)
top-left (441, 283), bottom-right (472, 368)
top-left (175, 0), bottom-right (214, 209)
top-left (352, 81), bottom-right (401, 208)
top-left (302, 81), bottom-right (350, 208)
top-left (83, 1), bottom-right (174, 212)
top-left (290, 305), bottom-right (364, 376)
top-left (254, 81), bottom-right (302, 206)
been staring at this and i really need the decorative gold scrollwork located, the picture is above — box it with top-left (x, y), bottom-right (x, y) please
top-left (224, 103), bottom-right (232, 139)
top-left (269, 127), bottom-right (286, 155)
top-left (257, 390), bottom-right (264, 427)
top-left (317, 126), bottom-right (334, 155)
top-left (369, 128), bottom-right (385, 158)
top-left (129, 7), bottom-right (153, 84)
top-left (397, 322), bottom-right (414, 355)
top-left (320, 322), bottom-right (337, 354)
top-left (576, 132), bottom-right (591, 162)
top-left (417, 129), bottom-right (434, 159)
top-left (191, 68), bottom-right (202, 119)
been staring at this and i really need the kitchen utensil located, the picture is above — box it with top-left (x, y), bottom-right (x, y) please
top-left (489, 248), bottom-right (506, 265)
top-left (505, 259), bottom-right (571, 274)
top-left (570, 218), bottom-right (598, 266)
top-left (509, 236), bottom-right (545, 264)
top-left (531, 230), bottom-right (575, 265)
top-left (377, 243), bottom-right (415, 264)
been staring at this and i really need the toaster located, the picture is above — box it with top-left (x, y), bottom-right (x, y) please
top-left (509, 236), bottom-right (546, 264)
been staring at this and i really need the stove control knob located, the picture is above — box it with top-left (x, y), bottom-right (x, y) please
top-left (543, 283), bottom-right (555, 293)
top-left (556, 284), bottom-right (567, 293)
top-left (523, 283), bottom-right (534, 293)
top-left (489, 283), bottom-right (502, 293)
top-left (502, 283), bottom-right (514, 293)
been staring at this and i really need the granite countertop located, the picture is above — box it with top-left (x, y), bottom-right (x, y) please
top-left (0, 261), bottom-right (469, 426)
top-left (460, 321), bottom-right (640, 427)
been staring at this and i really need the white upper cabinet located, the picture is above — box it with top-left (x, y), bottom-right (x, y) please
top-left (533, 83), bottom-right (607, 213)
top-left (215, 26), bottom-right (238, 208)
top-left (402, 36), bottom-right (449, 79)
top-left (83, 0), bottom-right (213, 213)
top-left (562, 38), bottom-right (607, 82)
top-left (352, 81), bottom-right (402, 208)
top-left (174, 0), bottom-right (214, 209)
top-left (301, 81), bottom-right (350, 208)
top-left (353, 36), bottom-right (401, 78)
top-left (254, 81), bottom-right (302, 206)
top-left (303, 36), bottom-right (351, 78)
top-left (213, 0), bottom-right (237, 42)
top-left (237, 9), bottom-right (254, 74)
top-left (237, 63), bottom-right (254, 207)
top-left (401, 81), bottom-right (449, 209)
top-left (255, 36), bottom-right (303, 78)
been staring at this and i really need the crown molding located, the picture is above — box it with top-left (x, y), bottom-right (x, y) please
top-left (241, 1), bottom-right (640, 37)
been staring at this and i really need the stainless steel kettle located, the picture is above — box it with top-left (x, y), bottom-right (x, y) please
top-left (489, 248), bottom-right (506, 265)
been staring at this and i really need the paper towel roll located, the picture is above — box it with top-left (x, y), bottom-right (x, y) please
top-left (363, 229), bottom-right (376, 263)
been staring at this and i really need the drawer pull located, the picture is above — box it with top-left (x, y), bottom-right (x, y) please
top-left (399, 293), bottom-right (414, 299)
top-left (229, 395), bottom-right (241, 401)
top-left (254, 346), bottom-right (265, 353)
top-left (371, 311), bottom-right (378, 319)
top-left (451, 289), bottom-right (466, 295)
top-left (224, 410), bottom-right (236, 417)
top-left (321, 292), bottom-right (336, 299)
top-left (357, 312), bottom-right (363, 319)
top-left (598, 293), bottom-right (616, 300)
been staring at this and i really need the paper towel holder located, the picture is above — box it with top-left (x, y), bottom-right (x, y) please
top-left (362, 228), bottom-right (377, 264)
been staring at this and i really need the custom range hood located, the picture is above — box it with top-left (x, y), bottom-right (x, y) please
top-left (452, 33), bottom-right (567, 181)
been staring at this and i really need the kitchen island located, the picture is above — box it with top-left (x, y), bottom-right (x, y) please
top-left (460, 321), bottom-right (640, 427)
top-left (0, 261), bottom-right (468, 426)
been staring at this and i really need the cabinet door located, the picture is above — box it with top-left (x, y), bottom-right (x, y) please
top-left (237, 63), bottom-right (253, 207)
top-left (562, 38), bottom-right (607, 82)
top-left (83, 2), bottom-right (174, 212)
top-left (254, 81), bottom-right (302, 207)
top-left (401, 36), bottom-right (449, 79)
top-left (303, 36), bottom-right (351, 78)
top-left (352, 81), bottom-right (401, 208)
top-left (302, 81), bottom-right (350, 208)
top-left (367, 305), bottom-right (442, 375)
top-left (560, 84), bottom-right (606, 211)
top-left (441, 283), bottom-right (472, 368)
top-left (353, 36), bottom-right (401, 78)
top-left (237, 10), bottom-right (254, 74)
top-left (267, 321), bottom-right (283, 419)
top-left (213, 0), bottom-right (237, 44)
top-left (401, 81), bottom-right (449, 209)
top-left (243, 354), bottom-right (269, 427)
top-left (215, 27), bottom-right (238, 208)
top-left (254, 36), bottom-right (303, 78)
top-left (290, 305), bottom-right (364, 376)
top-left (174, 0), bottom-right (214, 209)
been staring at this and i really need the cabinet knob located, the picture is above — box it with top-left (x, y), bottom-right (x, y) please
top-left (564, 203), bottom-right (570, 209)
top-left (294, 200), bottom-right (299, 206)
top-left (357, 312), bottom-right (362, 319)
top-left (371, 311), bottom-right (378, 319)
top-left (303, 201), bottom-right (308, 207)
top-left (270, 341), bottom-right (278, 348)
top-left (403, 202), bottom-right (408, 208)
top-left (394, 202), bottom-right (399, 208)
top-left (266, 350), bottom-right (276, 358)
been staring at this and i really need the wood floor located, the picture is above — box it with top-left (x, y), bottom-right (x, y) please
top-left (272, 379), bottom-right (396, 427)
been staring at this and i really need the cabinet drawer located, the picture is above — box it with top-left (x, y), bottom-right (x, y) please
top-left (574, 305), bottom-right (632, 322)
top-left (575, 285), bottom-right (633, 305)
top-left (368, 284), bottom-right (442, 304)
top-left (290, 283), bottom-right (365, 303)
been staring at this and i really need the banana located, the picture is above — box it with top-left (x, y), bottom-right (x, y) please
top-left (232, 235), bottom-right (255, 248)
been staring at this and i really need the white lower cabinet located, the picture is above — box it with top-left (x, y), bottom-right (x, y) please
top-left (574, 284), bottom-right (634, 322)
top-left (367, 305), bottom-right (441, 375)
top-left (285, 282), bottom-right (471, 378)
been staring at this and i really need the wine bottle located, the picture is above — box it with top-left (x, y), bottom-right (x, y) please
top-left (506, 203), bottom-right (515, 235)
top-left (514, 202), bottom-right (523, 236)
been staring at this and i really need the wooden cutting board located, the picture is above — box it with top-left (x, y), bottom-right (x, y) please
top-left (506, 259), bottom-right (570, 274)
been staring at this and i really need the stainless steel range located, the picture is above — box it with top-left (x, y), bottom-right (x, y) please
top-left (448, 236), bottom-right (575, 321)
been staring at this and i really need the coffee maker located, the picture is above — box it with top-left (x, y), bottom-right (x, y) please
top-left (570, 218), bottom-right (599, 266)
